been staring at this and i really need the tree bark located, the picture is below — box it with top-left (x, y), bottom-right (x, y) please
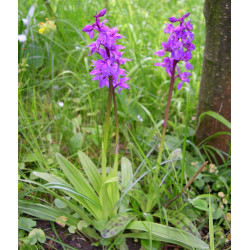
top-left (196, 0), bottom-right (231, 161)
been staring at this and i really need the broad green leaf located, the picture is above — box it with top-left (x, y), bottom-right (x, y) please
top-left (28, 228), bottom-right (46, 245)
top-left (209, 195), bottom-right (215, 250)
top-left (101, 213), bottom-right (135, 238)
top-left (125, 221), bottom-right (209, 249)
top-left (92, 219), bottom-right (107, 232)
top-left (20, 178), bottom-right (93, 225)
top-left (18, 217), bottom-right (36, 230)
top-left (154, 210), bottom-right (201, 239)
top-left (78, 151), bottom-right (102, 194)
top-left (104, 176), bottom-right (119, 184)
top-left (77, 220), bottom-right (89, 230)
top-left (198, 111), bottom-right (231, 130)
top-left (24, 44), bottom-right (44, 69)
top-left (195, 179), bottom-right (205, 189)
top-left (69, 133), bottom-right (83, 153)
top-left (99, 183), bottom-right (113, 219)
top-left (54, 198), bottom-right (67, 209)
top-left (45, 183), bottom-right (102, 219)
top-left (100, 171), bottom-right (120, 218)
top-left (19, 200), bottom-right (79, 226)
top-left (119, 157), bottom-right (133, 212)
top-left (68, 226), bottom-right (76, 234)
top-left (55, 153), bottom-right (102, 217)
top-left (130, 188), bottom-right (148, 212)
top-left (212, 207), bottom-right (223, 220)
top-left (121, 157), bottom-right (133, 190)
top-left (191, 199), bottom-right (208, 211)
top-left (31, 174), bottom-right (97, 218)
top-left (165, 135), bottom-right (181, 149)
top-left (190, 195), bottom-right (219, 212)
top-left (19, 199), bottom-right (100, 241)
top-left (33, 172), bottom-right (67, 185)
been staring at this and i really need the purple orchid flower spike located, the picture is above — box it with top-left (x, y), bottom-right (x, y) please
top-left (155, 13), bottom-right (196, 173)
top-left (82, 9), bottom-right (130, 93)
top-left (94, 9), bottom-right (106, 18)
top-left (155, 13), bottom-right (195, 90)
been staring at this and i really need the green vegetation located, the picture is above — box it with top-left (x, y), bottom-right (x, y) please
top-left (18, 0), bottom-right (231, 249)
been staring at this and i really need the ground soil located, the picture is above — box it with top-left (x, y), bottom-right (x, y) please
top-left (37, 220), bottom-right (142, 249)
top-left (37, 220), bottom-right (186, 249)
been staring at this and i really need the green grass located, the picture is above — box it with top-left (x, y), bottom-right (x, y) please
top-left (18, 0), bottom-right (231, 249)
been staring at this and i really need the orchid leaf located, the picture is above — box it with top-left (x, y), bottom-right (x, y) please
top-left (78, 151), bottom-right (102, 194)
top-left (125, 221), bottom-right (209, 249)
top-left (101, 213), bottom-right (135, 238)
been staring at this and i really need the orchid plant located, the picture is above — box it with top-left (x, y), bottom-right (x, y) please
top-left (19, 10), bottom-right (209, 249)
top-left (154, 12), bottom-right (195, 172)
top-left (130, 13), bottom-right (196, 214)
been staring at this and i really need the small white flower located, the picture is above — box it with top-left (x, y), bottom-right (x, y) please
top-left (57, 101), bottom-right (64, 107)
top-left (137, 115), bottom-right (143, 122)
top-left (75, 46), bottom-right (81, 50)
top-left (18, 34), bottom-right (27, 43)
top-left (53, 115), bottom-right (60, 120)
top-left (22, 18), bottom-right (28, 25)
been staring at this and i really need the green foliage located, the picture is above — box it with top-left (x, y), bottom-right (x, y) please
top-left (101, 213), bottom-right (135, 238)
top-left (28, 229), bottom-right (46, 245)
top-left (125, 221), bottom-right (209, 249)
top-left (18, 0), bottom-right (230, 248)
top-left (18, 218), bottom-right (37, 231)
top-left (198, 111), bottom-right (231, 130)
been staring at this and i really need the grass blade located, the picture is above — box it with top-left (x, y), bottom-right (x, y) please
top-left (126, 221), bottom-right (209, 249)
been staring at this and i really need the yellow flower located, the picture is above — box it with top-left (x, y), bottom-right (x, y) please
top-left (38, 19), bottom-right (56, 35)
top-left (39, 27), bottom-right (45, 34)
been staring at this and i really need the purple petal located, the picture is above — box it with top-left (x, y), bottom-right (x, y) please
top-left (87, 30), bottom-right (95, 39)
top-left (183, 13), bottom-right (190, 19)
top-left (90, 69), bottom-right (99, 75)
top-left (94, 9), bottom-right (106, 18)
top-left (177, 82), bottom-right (182, 90)
top-left (82, 24), bottom-right (94, 32)
top-left (114, 45), bottom-right (125, 50)
top-left (154, 50), bottom-right (165, 56)
top-left (185, 62), bottom-right (193, 70)
top-left (154, 62), bottom-right (164, 67)
top-left (164, 24), bottom-right (175, 33)
top-left (169, 17), bottom-right (177, 23)
top-left (91, 75), bottom-right (99, 81)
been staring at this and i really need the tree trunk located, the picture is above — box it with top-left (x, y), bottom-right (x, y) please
top-left (196, 0), bottom-right (231, 162)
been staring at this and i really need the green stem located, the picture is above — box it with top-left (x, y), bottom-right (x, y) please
top-left (102, 76), bottom-right (113, 179)
top-left (156, 62), bottom-right (177, 174)
top-left (111, 86), bottom-right (119, 174)
top-left (180, 93), bottom-right (189, 194)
